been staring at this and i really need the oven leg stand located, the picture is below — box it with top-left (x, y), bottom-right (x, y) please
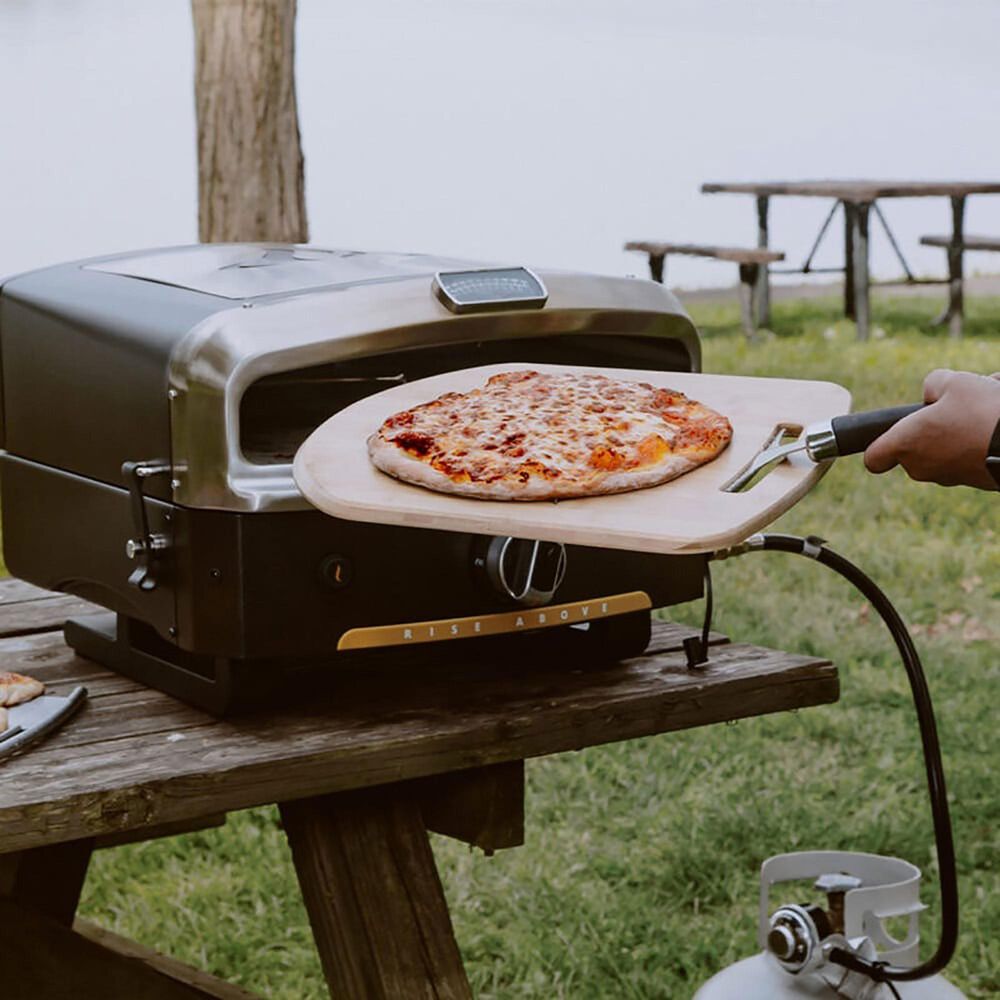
top-left (755, 195), bottom-right (771, 327)
top-left (281, 786), bottom-right (476, 1000)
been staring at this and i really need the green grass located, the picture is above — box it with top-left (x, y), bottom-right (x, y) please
top-left (66, 296), bottom-right (1000, 997)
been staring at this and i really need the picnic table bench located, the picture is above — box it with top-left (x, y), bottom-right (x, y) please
top-left (0, 577), bottom-right (838, 998)
top-left (921, 234), bottom-right (1000, 336)
top-left (624, 241), bottom-right (785, 339)
top-left (702, 180), bottom-right (1000, 340)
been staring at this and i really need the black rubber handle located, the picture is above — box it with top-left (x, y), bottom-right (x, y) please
top-left (831, 403), bottom-right (924, 456)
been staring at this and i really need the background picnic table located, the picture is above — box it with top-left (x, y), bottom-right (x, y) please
top-left (702, 180), bottom-right (1000, 340)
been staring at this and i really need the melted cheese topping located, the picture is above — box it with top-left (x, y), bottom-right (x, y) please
top-left (370, 371), bottom-right (732, 499)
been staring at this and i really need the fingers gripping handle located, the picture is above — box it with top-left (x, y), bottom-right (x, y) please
top-left (829, 404), bottom-right (924, 457)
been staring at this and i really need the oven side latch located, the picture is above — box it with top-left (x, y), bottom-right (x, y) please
top-left (122, 460), bottom-right (172, 591)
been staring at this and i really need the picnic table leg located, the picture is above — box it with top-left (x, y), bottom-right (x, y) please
top-left (851, 202), bottom-right (872, 341)
top-left (0, 837), bottom-right (94, 925)
top-left (738, 263), bottom-right (760, 341)
top-left (843, 200), bottom-right (856, 320)
top-left (647, 252), bottom-right (666, 283)
top-left (756, 195), bottom-right (771, 326)
top-left (932, 195), bottom-right (965, 337)
top-left (948, 195), bottom-right (966, 338)
top-left (280, 787), bottom-right (473, 1000)
top-left (2, 839), bottom-right (268, 998)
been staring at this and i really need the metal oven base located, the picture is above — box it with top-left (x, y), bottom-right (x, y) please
top-left (65, 614), bottom-right (282, 715)
top-left (64, 609), bottom-right (653, 716)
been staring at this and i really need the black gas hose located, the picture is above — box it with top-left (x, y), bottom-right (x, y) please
top-left (710, 533), bottom-right (959, 984)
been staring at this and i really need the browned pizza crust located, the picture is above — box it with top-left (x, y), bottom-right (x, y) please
top-left (0, 706), bottom-right (7, 734)
top-left (0, 670), bottom-right (45, 707)
top-left (368, 370), bottom-right (732, 500)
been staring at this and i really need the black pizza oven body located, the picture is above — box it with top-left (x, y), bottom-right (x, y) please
top-left (0, 245), bottom-right (706, 713)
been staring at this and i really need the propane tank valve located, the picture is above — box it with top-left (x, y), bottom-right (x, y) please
top-left (694, 851), bottom-right (967, 999)
top-left (814, 871), bottom-right (863, 935)
top-left (766, 872), bottom-right (866, 972)
top-left (766, 924), bottom-right (799, 962)
top-left (766, 903), bottom-right (831, 974)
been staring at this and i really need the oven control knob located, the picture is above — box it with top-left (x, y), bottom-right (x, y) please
top-left (484, 537), bottom-right (567, 608)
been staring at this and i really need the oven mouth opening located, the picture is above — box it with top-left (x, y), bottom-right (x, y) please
top-left (240, 369), bottom-right (407, 465)
top-left (238, 332), bottom-right (697, 466)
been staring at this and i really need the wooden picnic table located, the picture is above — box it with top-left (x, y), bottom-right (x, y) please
top-left (701, 180), bottom-right (1000, 340)
top-left (0, 577), bottom-right (838, 999)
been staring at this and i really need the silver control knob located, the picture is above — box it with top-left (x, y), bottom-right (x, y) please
top-left (125, 533), bottom-right (170, 560)
top-left (484, 537), bottom-right (567, 607)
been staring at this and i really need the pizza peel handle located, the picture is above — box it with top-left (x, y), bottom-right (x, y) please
top-left (293, 364), bottom-right (852, 556)
top-left (830, 403), bottom-right (923, 456)
top-left (725, 402), bottom-right (924, 492)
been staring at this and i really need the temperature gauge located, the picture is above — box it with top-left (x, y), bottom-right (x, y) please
top-left (433, 267), bottom-right (548, 314)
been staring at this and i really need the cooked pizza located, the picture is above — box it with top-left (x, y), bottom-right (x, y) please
top-left (0, 670), bottom-right (44, 707)
top-left (368, 370), bottom-right (732, 500)
top-left (0, 706), bottom-right (7, 734)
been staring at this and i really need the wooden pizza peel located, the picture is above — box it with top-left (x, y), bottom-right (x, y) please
top-left (293, 363), bottom-right (851, 555)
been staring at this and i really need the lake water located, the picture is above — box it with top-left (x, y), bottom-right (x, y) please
top-left (3, 0), bottom-right (1000, 287)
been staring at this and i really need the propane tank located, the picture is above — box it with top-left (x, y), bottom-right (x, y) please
top-left (694, 851), bottom-right (966, 1000)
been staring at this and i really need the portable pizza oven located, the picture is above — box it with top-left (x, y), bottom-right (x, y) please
top-left (0, 244), bottom-right (706, 712)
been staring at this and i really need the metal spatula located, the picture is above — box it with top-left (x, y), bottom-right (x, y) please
top-left (724, 404), bottom-right (923, 493)
top-left (0, 686), bottom-right (87, 761)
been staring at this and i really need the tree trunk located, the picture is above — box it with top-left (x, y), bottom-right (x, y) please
top-left (192, 0), bottom-right (308, 243)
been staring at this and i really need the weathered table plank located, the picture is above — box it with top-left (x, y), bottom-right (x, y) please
top-left (0, 898), bottom-right (253, 1000)
top-left (624, 241), bottom-right (784, 264)
top-left (0, 579), bottom-right (839, 998)
top-left (0, 578), bottom-right (65, 606)
top-left (1, 639), bottom-right (835, 853)
top-left (0, 578), bottom-right (835, 857)
top-left (701, 179), bottom-right (1000, 201)
top-left (921, 233), bottom-right (1000, 251)
top-left (0, 593), bottom-right (99, 638)
top-left (75, 919), bottom-right (262, 1000)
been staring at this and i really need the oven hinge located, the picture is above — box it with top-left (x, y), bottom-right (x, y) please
top-left (122, 460), bottom-right (172, 591)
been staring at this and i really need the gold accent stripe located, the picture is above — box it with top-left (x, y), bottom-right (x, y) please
top-left (337, 591), bottom-right (652, 651)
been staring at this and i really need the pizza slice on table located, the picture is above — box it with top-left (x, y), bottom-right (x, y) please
top-left (0, 671), bottom-right (45, 707)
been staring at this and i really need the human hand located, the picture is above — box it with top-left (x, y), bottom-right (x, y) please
top-left (864, 369), bottom-right (1000, 490)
